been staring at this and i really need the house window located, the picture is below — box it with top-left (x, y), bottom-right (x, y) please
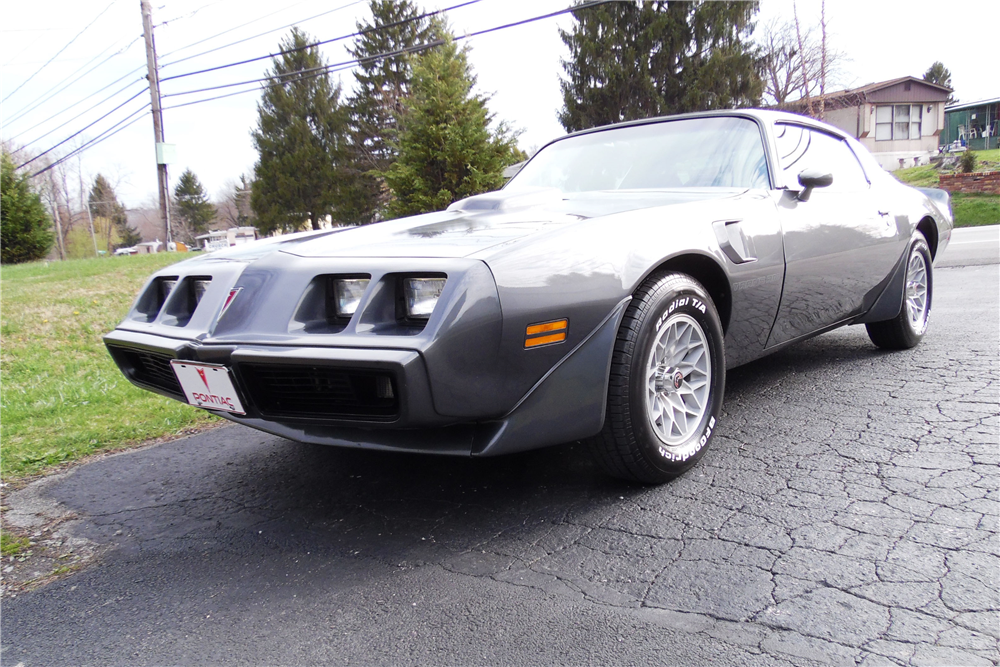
top-left (875, 105), bottom-right (923, 140)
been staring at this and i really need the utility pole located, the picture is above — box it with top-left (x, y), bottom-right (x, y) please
top-left (140, 0), bottom-right (173, 246)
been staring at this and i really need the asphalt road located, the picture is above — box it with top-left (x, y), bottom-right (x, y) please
top-left (2, 241), bottom-right (997, 666)
top-left (938, 225), bottom-right (1000, 268)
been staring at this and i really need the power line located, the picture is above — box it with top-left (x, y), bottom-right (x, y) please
top-left (159, 0), bottom-right (481, 83)
top-left (161, 0), bottom-right (609, 105)
top-left (3, 35), bottom-right (143, 129)
top-left (17, 88), bottom-right (148, 169)
top-left (154, 0), bottom-right (229, 28)
top-left (15, 78), bottom-right (147, 150)
top-left (158, 0), bottom-right (316, 60)
top-left (2, 0), bottom-right (120, 103)
top-left (21, 0), bottom-right (611, 176)
top-left (162, 39), bottom-right (441, 102)
top-left (160, 0), bottom-right (366, 71)
top-left (31, 105), bottom-right (150, 178)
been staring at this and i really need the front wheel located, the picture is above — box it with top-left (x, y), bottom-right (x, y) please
top-left (589, 273), bottom-right (726, 484)
top-left (866, 232), bottom-right (933, 350)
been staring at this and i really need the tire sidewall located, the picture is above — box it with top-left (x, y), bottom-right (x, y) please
top-left (905, 234), bottom-right (933, 339)
top-left (626, 278), bottom-right (725, 476)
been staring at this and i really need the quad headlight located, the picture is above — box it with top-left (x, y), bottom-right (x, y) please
top-left (330, 277), bottom-right (370, 318)
top-left (403, 277), bottom-right (447, 319)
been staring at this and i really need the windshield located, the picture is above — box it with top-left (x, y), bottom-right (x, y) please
top-left (507, 117), bottom-right (770, 193)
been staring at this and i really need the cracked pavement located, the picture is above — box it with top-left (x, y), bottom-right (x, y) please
top-left (1, 263), bottom-right (997, 666)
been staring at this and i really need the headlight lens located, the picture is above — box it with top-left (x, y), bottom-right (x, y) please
top-left (404, 277), bottom-right (447, 319)
top-left (332, 278), bottom-right (369, 318)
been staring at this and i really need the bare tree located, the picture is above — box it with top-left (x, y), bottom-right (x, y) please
top-left (818, 0), bottom-right (827, 120)
top-left (214, 174), bottom-right (255, 229)
top-left (792, 1), bottom-right (813, 116)
top-left (759, 11), bottom-right (847, 112)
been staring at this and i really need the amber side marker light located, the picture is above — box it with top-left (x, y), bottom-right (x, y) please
top-left (525, 319), bottom-right (568, 348)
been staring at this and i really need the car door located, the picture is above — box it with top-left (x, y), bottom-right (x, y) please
top-left (767, 123), bottom-right (903, 347)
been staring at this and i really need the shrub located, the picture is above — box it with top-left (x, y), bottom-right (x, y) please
top-left (959, 150), bottom-right (977, 173)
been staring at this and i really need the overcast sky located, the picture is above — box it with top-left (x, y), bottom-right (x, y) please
top-left (2, 0), bottom-right (997, 208)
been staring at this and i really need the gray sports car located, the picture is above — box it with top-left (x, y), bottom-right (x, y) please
top-left (105, 110), bottom-right (952, 483)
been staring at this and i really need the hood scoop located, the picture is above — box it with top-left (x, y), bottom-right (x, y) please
top-left (447, 187), bottom-right (563, 213)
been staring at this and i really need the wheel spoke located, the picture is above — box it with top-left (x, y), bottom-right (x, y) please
top-left (644, 311), bottom-right (712, 447)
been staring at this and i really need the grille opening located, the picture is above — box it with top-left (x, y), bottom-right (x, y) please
top-left (131, 276), bottom-right (179, 323)
top-left (238, 363), bottom-right (398, 421)
top-left (161, 276), bottom-right (212, 327)
top-left (107, 345), bottom-right (182, 396)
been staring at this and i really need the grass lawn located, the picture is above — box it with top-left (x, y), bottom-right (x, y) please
top-left (952, 193), bottom-right (1000, 227)
top-left (1, 253), bottom-right (218, 481)
top-left (894, 149), bottom-right (999, 227)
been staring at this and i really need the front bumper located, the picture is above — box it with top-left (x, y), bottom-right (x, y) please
top-left (104, 329), bottom-right (487, 451)
top-left (105, 295), bottom-right (628, 458)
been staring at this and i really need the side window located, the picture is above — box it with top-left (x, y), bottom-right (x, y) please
top-left (774, 124), bottom-right (869, 192)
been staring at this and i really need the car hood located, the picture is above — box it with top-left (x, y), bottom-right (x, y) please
top-left (200, 188), bottom-right (745, 263)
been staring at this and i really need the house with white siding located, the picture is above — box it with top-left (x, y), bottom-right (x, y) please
top-left (780, 76), bottom-right (952, 171)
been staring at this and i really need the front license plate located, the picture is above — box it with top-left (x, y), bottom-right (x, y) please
top-left (170, 361), bottom-right (246, 415)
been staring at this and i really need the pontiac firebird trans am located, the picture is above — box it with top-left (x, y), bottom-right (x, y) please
top-left (106, 110), bottom-right (952, 483)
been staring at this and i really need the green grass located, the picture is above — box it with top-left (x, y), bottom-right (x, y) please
top-left (952, 193), bottom-right (1000, 227)
top-left (894, 149), bottom-right (999, 228)
top-left (1, 253), bottom-right (218, 481)
top-left (1, 532), bottom-right (31, 556)
top-left (893, 164), bottom-right (940, 188)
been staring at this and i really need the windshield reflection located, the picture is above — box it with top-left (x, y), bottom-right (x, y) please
top-left (506, 117), bottom-right (770, 193)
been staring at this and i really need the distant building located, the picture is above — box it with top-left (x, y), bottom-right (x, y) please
top-left (941, 98), bottom-right (999, 151)
top-left (779, 76), bottom-right (952, 171)
top-left (194, 227), bottom-right (258, 252)
top-left (135, 240), bottom-right (162, 254)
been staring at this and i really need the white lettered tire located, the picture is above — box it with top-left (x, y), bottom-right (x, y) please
top-left (589, 273), bottom-right (726, 484)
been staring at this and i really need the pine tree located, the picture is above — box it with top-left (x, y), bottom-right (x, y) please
top-left (381, 35), bottom-right (522, 218)
top-left (343, 0), bottom-right (435, 224)
top-left (251, 28), bottom-right (350, 234)
top-left (559, 1), bottom-right (763, 133)
top-left (923, 61), bottom-right (956, 104)
top-left (89, 174), bottom-right (140, 250)
top-left (1, 151), bottom-right (54, 264)
top-left (173, 168), bottom-right (216, 242)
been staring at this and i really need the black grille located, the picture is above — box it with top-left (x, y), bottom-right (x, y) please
top-left (108, 346), bottom-right (182, 396)
top-left (238, 363), bottom-right (398, 421)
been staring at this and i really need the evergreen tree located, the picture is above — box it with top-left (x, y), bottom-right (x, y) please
top-left (559, 1), bottom-right (763, 132)
top-left (89, 174), bottom-right (140, 250)
top-left (252, 28), bottom-right (350, 233)
top-left (1, 150), bottom-right (54, 264)
top-left (381, 36), bottom-right (522, 218)
top-left (343, 0), bottom-right (435, 224)
top-left (173, 168), bottom-right (216, 241)
top-left (923, 61), bottom-right (956, 104)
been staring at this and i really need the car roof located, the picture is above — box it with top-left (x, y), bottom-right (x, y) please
top-left (554, 109), bottom-right (852, 144)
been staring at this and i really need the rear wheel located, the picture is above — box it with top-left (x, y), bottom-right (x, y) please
top-left (589, 273), bottom-right (725, 484)
top-left (866, 233), bottom-right (933, 349)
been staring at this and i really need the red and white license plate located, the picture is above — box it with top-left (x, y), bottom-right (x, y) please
top-left (170, 361), bottom-right (246, 414)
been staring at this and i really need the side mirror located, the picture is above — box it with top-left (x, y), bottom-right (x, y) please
top-left (796, 169), bottom-right (833, 201)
